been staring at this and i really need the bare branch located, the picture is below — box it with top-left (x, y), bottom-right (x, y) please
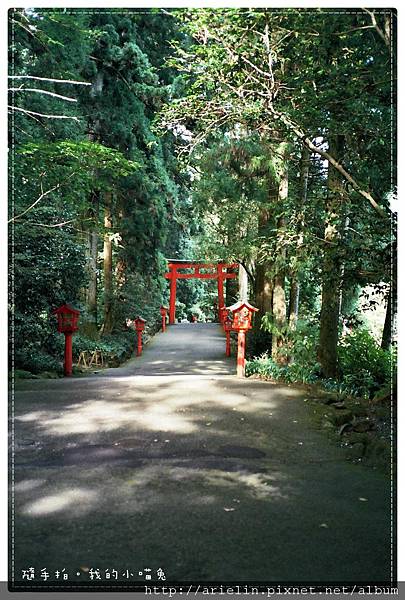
top-left (10, 18), bottom-right (36, 38)
top-left (268, 105), bottom-right (390, 219)
top-left (8, 75), bottom-right (91, 86)
top-left (20, 219), bottom-right (76, 228)
top-left (9, 88), bottom-right (78, 103)
top-left (263, 23), bottom-right (275, 90)
top-left (207, 29), bottom-right (274, 82)
top-left (8, 173), bottom-right (76, 223)
top-left (363, 9), bottom-right (391, 50)
top-left (333, 25), bottom-right (376, 37)
top-left (8, 106), bottom-right (56, 135)
top-left (8, 106), bottom-right (80, 121)
top-left (237, 259), bottom-right (255, 285)
top-left (178, 114), bottom-right (232, 157)
top-left (238, 51), bottom-right (274, 82)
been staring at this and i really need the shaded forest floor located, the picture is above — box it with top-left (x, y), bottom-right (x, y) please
top-left (10, 324), bottom-right (393, 586)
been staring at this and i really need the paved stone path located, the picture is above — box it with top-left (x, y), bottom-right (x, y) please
top-left (10, 324), bottom-right (392, 586)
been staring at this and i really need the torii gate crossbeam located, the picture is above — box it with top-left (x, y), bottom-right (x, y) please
top-left (164, 260), bottom-right (238, 324)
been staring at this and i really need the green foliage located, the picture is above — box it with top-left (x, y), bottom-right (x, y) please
top-left (10, 9), bottom-right (194, 374)
top-left (246, 327), bottom-right (395, 400)
top-left (337, 329), bottom-right (395, 397)
top-left (248, 329), bottom-right (273, 358)
top-left (246, 353), bottom-right (319, 385)
top-left (112, 271), bottom-right (168, 330)
top-left (289, 321), bottom-right (320, 365)
top-left (73, 332), bottom-right (135, 365)
top-left (15, 347), bottom-right (63, 375)
top-left (18, 141), bottom-right (138, 180)
top-left (248, 321), bottom-right (321, 383)
top-left (14, 369), bottom-right (36, 379)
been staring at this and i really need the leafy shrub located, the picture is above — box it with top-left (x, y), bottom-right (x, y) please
top-left (251, 318), bottom-right (319, 364)
top-left (73, 332), bottom-right (135, 365)
top-left (247, 320), bottom-right (320, 385)
top-left (337, 329), bottom-right (395, 397)
top-left (43, 331), bottom-right (66, 356)
top-left (14, 369), bottom-right (36, 379)
top-left (246, 327), bottom-right (395, 401)
top-left (248, 330), bottom-right (273, 358)
top-left (288, 320), bottom-right (319, 365)
top-left (245, 353), bottom-right (320, 384)
top-left (14, 348), bottom-right (62, 375)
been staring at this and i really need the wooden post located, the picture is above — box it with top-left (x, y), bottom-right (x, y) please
top-left (64, 332), bottom-right (73, 377)
top-left (137, 331), bottom-right (142, 356)
top-left (162, 314), bottom-right (166, 332)
top-left (236, 330), bottom-right (246, 377)
top-left (169, 267), bottom-right (177, 324)
top-left (217, 263), bottom-right (225, 322)
top-left (226, 330), bottom-right (231, 357)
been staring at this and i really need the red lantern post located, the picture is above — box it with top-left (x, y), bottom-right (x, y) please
top-left (160, 305), bottom-right (168, 332)
top-left (218, 306), bottom-right (227, 325)
top-left (52, 304), bottom-right (80, 376)
top-left (227, 301), bottom-right (258, 377)
top-left (134, 316), bottom-right (146, 356)
top-left (224, 316), bottom-right (233, 357)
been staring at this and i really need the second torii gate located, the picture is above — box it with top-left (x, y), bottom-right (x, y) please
top-left (164, 260), bottom-right (238, 324)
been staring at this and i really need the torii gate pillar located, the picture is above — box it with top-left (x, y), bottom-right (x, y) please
top-left (217, 263), bottom-right (225, 322)
top-left (169, 266), bottom-right (177, 325)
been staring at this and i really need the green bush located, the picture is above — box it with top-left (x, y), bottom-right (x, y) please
top-left (245, 353), bottom-right (320, 384)
top-left (248, 330), bottom-right (273, 358)
top-left (14, 369), bottom-right (36, 379)
top-left (14, 348), bottom-right (63, 375)
top-left (337, 329), bottom-right (395, 397)
top-left (73, 331), bottom-right (135, 365)
top-left (247, 319), bottom-right (320, 385)
top-left (246, 327), bottom-right (395, 401)
top-left (288, 320), bottom-right (319, 365)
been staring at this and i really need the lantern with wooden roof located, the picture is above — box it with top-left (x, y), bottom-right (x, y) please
top-left (52, 304), bottom-right (80, 376)
top-left (227, 300), bottom-right (258, 331)
top-left (53, 304), bottom-right (80, 334)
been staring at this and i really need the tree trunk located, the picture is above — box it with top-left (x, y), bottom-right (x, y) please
top-left (115, 194), bottom-right (127, 306)
top-left (226, 268), bottom-right (238, 306)
top-left (254, 261), bottom-right (273, 333)
top-left (85, 112), bottom-right (102, 329)
top-left (86, 191), bottom-right (99, 326)
top-left (288, 145), bottom-right (310, 330)
top-left (318, 135), bottom-right (345, 378)
top-left (238, 263), bottom-right (249, 301)
top-left (288, 279), bottom-right (300, 329)
top-left (102, 190), bottom-right (113, 335)
top-left (254, 208), bottom-right (273, 333)
top-left (272, 271), bottom-right (287, 361)
top-left (381, 288), bottom-right (392, 350)
top-left (381, 239), bottom-right (397, 350)
top-left (271, 143), bottom-right (289, 363)
top-left (116, 258), bottom-right (127, 299)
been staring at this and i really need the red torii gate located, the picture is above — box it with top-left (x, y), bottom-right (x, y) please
top-left (164, 260), bottom-right (238, 324)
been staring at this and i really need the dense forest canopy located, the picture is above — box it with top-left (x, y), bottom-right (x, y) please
top-left (8, 8), bottom-right (396, 399)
